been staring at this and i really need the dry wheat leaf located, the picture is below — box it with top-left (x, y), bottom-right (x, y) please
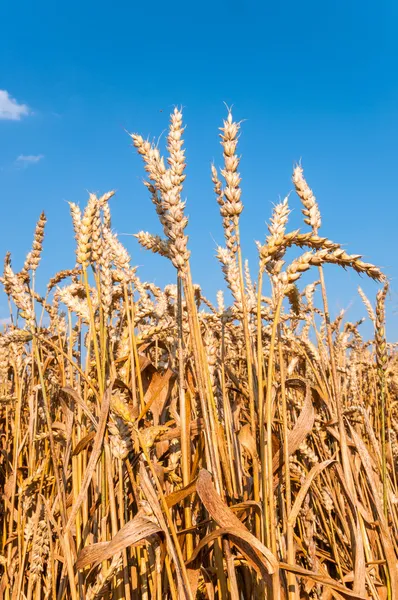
top-left (196, 469), bottom-right (278, 576)
top-left (279, 563), bottom-right (367, 599)
top-left (140, 367), bottom-right (175, 422)
top-left (65, 384), bottom-right (112, 532)
top-left (186, 567), bottom-right (201, 599)
top-left (165, 477), bottom-right (198, 508)
top-left (62, 386), bottom-right (98, 428)
top-left (139, 462), bottom-right (193, 600)
top-left (272, 386), bottom-right (315, 474)
top-left (71, 430), bottom-right (95, 455)
top-left (288, 459), bottom-right (335, 526)
top-left (349, 426), bottom-right (398, 597)
top-left (186, 526), bottom-right (271, 582)
top-left (76, 515), bottom-right (162, 570)
top-left (238, 423), bottom-right (258, 458)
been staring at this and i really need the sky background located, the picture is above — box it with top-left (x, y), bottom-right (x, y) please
top-left (0, 0), bottom-right (397, 339)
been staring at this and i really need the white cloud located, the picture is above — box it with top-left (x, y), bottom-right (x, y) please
top-left (0, 317), bottom-right (11, 326)
top-left (16, 154), bottom-right (44, 166)
top-left (0, 90), bottom-right (30, 120)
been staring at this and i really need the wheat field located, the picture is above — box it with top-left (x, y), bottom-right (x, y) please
top-left (0, 108), bottom-right (397, 599)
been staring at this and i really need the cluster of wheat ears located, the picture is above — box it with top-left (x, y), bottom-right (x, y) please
top-left (0, 108), bottom-right (397, 600)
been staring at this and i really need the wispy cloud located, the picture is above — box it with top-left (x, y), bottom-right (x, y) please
top-left (0, 154), bottom-right (44, 173)
top-left (0, 90), bottom-right (30, 121)
top-left (0, 317), bottom-right (11, 326)
top-left (16, 154), bottom-right (44, 167)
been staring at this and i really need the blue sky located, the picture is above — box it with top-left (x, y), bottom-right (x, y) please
top-left (1, 0), bottom-right (397, 339)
